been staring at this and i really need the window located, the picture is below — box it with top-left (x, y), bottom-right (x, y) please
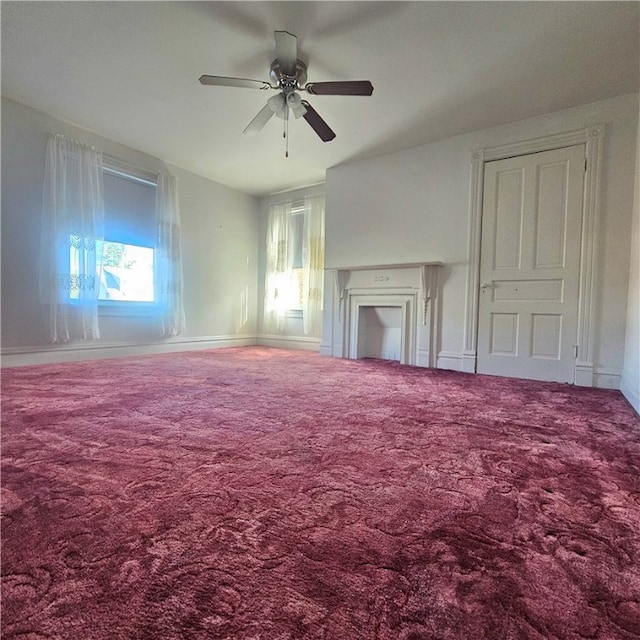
top-left (42, 134), bottom-right (184, 342)
top-left (67, 162), bottom-right (158, 308)
top-left (69, 238), bottom-right (154, 302)
top-left (264, 194), bottom-right (325, 337)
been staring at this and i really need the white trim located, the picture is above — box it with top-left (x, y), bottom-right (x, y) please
top-left (348, 294), bottom-right (416, 365)
top-left (323, 263), bottom-right (443, 368)
top-left (103, 155), bottom-right (158, 186)
top-left (257, 334), bottom-right (321, 351)
top-left (463, 149), bottom-right (485, 362)
top-left (465, 125), bottom-right (605, 386)
top-left (319, 344), bottom-right (334, 357)
top-left (592, 367), bottom-right (622, 391)
top-left (0, 335), bottom-right (257, 367)
top-left (482, 127), bottom-right (602, 161)
top-left (436, 350), bottom-right (464, 372)
top-left (576, 126), bottom-right (606, 385)
top-left (328, 262), bottom-right (443, 271)
top-left (462, 351), bottom-right (477, 374)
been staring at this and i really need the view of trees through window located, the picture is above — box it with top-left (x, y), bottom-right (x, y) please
top-left (69, 237), bottom-right (154, 302)
top-left (98, 240), bottom-right (154, 302)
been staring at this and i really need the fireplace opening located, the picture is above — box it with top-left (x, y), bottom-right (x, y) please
top-left (357, 306), bottom-right (402, 361)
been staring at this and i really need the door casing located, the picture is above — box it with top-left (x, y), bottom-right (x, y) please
top-left (476, 145), bottom-right (585, 383)
top-left (463, 125), bottom-right (605, 386)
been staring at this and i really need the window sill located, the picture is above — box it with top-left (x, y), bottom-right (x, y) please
top-left (285, 309), bottom-right (303, 319)
top-left (98, 302), bottom-right (158, 317)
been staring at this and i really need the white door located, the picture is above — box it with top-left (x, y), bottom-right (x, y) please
top-left (477, 145), bottom-right (585, 383)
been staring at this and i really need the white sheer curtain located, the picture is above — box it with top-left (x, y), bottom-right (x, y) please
top-left (263, 202), bottom-right (294, 333)
top-left (155, 173), bottom-right (185, 337)
top-left (301, 195), bottom-right (325, 337)
top-left (40, 134), bottom-right (104, 343)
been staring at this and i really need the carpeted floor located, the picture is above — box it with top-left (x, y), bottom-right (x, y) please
top-left (2, 346), bottom-right (639, 640)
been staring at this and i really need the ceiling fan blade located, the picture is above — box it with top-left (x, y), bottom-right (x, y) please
top-left (274, 30), bottom-right (297, 77)
top-left (199, 75), bottom-right (272, 90)
top-left (301, 101), bottom-right (336, 142)
top-left (305, 80), bottom-right (374, 96)
top-left (243, 103), bottom-right (275, 136)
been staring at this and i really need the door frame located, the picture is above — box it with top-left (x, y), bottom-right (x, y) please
top-left (463, 125), bottom-right (605, 386)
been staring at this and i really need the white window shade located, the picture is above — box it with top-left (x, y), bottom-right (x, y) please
top-left (103, 170), bottom-right (156, 247)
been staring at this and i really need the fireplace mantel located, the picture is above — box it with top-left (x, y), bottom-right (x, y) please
top-left (322, 262), bottom-right (444, 368)
top-left (329, 262), bottom-right (444, 322)
top-left (327, 261), bottom-right (444, 271)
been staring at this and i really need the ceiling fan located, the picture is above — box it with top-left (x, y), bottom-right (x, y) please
top-left (199, 30), bottom-right (373, 147)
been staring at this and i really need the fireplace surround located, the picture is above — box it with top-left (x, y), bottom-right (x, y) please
top-left (321, 263), bottom-right (444, 367)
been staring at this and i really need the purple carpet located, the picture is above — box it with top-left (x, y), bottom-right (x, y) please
top-left (2, 347), bottom-right (639, 639)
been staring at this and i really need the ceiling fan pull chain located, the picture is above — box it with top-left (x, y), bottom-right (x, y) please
top-left (285, 104), bottom-right (289, 158)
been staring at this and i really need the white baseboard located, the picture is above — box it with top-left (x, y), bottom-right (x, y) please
top-left (436, 351), bottom-right (464, 372)
top-left (257, 334), bottom-right (320, 352)
top-left (574, 362), bottom-right (595, 387)
top-left (319, 344), bottom-right (333, 357)
top-left (0, 335), bottom-right (257, 367)
top-left (462, 351), bottom-right (477, 374)
top-left (592, 367), bottom-right (622, 390)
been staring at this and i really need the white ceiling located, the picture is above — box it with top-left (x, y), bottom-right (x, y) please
top-left (2, 1), bottom-right (639, 197)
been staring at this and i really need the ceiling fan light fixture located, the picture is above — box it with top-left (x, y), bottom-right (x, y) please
top-left (267, 93), bottom-right (286, 118)
top-left (286, 92), bottom-right (306, 119)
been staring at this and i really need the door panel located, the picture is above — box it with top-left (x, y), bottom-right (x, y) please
top-left (535, 162), bottom-right (568, 268)
top-left (490, 314), bottom-right (519, 355)
top-left (493, 169), bottom-right (524, 270)
top-left (531, 314), bottom-right (562, 358)
top-left (477, 145), bottom-right (585, 382)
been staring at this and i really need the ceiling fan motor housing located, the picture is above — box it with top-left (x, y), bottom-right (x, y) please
top-left (270, 59), bottom-right (307, 92)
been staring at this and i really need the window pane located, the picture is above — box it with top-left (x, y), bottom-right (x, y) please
top-left (70, 237), bottom-right (154, 302)
top-left (98, 241), bottom-right (154, 302)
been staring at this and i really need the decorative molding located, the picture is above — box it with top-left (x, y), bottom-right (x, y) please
top-left (436, 351), bottom-right (464, 372)
top-left (575, 362), bottom-right (596, 387)
top-left (592, 366), bottom-right (622, 391)
top-left (481, 127), bottom-right (604, 162)
top-left (465, 125), bottom-right (605, 386)
top-left (464, 149), bottom-right (485, 358)
top-left (462, 351), bottom-right (478, 374)
top-left (318, 345), bottom-right (334, 358)
top-left (416, 349), bottom-right (431, 368)
top-left (576, 125), bottom-right (605, 383)
top-left (328, 262), bottom-right (444, 271)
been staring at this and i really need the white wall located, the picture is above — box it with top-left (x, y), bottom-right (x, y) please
top-left (325, 93), bottom-right (639, 388)
top-left (256, 183), bottom-right (325, 351)
top-left (1, 98), bottom-right (259, 364)
top-left (620, 106), bottom-right (640, 412)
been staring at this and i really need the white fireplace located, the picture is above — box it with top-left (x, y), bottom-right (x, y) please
top-left (321, 262), bottom-right (444, 367)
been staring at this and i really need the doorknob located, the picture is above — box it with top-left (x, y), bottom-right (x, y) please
top-left (480, 282), bottom-right (493, 291)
